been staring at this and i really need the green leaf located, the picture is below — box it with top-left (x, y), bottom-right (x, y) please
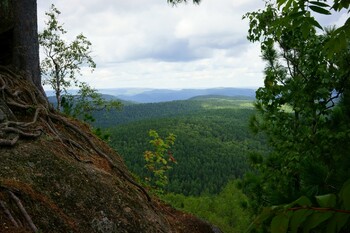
top-left (293, 196), bottom-right (312, 207)
top-left (290, 11), bottom-right (306, 18)
top-left (277, 0), bottom-right (288, 8)
top-left (254, 207), bottom-right (274, 225)
top-left (309, 5), bottom-right (331, 15)
top-left (305, 16), bottom-right (323, 29)
top-left (302, 212), bottom-right (334, 233)
top-left (284, 0), bottom-right (293, 12)
top-left (290, 209), bottom-right (313, 233)
top-left (301, 24), bottom-right (311, 38)
top-left (271, 214), bottom-right (290, 233)
top-left (339, 179), bottom-right (350, 210)
top-left (326, 212), bottom-right (349, 233)
top-left (316, 194), bottom-right (337, 208)
top-left (309, 1), bottom-right (330, 7)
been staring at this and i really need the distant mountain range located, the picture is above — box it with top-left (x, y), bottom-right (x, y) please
top-left (46, 94), bottom-right (133, 106)
top-left (46, 87), bottom-right (257, 103)
top-left (114, 88), bottom-right (256, 103)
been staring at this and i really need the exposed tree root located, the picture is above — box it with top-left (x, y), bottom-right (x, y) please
top-left (0, 180), bottom-right (80, 232)
top-left (48, 113), bottom-right (151, 201)
top-left (0, 135), bottom-right (19, 146)
top-left (8, 191), bottom-right (39, 233)
top-left (0, 186), bottom-right (38, 232)
top-left (0, 200), bottom-right (19, 228)
top-left (0, 66), bottom-right (44, 146)
top-left (0, 65), bottom-right (151, 207)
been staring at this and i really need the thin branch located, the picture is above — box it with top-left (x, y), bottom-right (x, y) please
top-left (0, 200), bottom-right (19, 227)
top-left (317, 91), bottom-right (343, 116)
top-left (8, 191), bottom-right (38, 232)
top-left (278, 41), bottom-right (295, 80)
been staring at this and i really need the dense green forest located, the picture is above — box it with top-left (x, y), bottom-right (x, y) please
top-left (70, 95), bottom-right (266, 231)
top-left (95, 96), bottom-right (268, 196)
top-left (92, 95), bottom-right (255, 127)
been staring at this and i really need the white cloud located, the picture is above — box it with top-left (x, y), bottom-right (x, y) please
top-left (37, 0), bottom-right (342, 90)
top-left (78, 41), bottom-right (264, 89)
top-left (38, 0), bottom-right (265, 89)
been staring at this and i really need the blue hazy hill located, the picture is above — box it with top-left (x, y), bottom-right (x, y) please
top-left (114, 87), bottom-right (256, 103)
top-left (46, 87), bottom-right (257, 104)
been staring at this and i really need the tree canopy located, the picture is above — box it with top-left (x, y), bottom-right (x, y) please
top-left (243, 0), bottom-right (350, 232)
top-left (271, 0), bottom-right (349, 53)
top-left (39, 4), bottom-right (96, 110)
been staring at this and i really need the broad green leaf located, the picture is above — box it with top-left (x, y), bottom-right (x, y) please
top-left (290, 11), bottom-right (306, 18)
top-left (316, 194), bottom-right (337, 208)
top-left (305, 16), bottom-right (323, 29)
top-left (302, 212), bottom-right (334, 233)
top-left (258, 207), bottom-right (274, 223)
top-left (290, 209), bottom-right (313, 233)
top-left (271, 214), bottom-right (289, 233)
top-left (283, 0), bottom-right (294, 12)
top-left (309, 1), bottom-right (330, 7)
top-left (309, 5), bottom-right (331, 15)
top-left (326, 213), bottom-right (350, 233)
top-left (293, 196), bottom-right (312, 207)
top-left (277, 0), bottom-right (288, 8)
top-left (339, 179), bottom-right (350, 210)
top-left (246, 207), bottom-right (273, 232)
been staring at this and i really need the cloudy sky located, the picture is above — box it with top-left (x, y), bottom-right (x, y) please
top-left (37, 0), bottom-right (347, 90)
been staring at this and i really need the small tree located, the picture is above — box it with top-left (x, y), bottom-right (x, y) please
top-left (61, 82), bottom-right (121, 123)
top-left (144, 130), bottom-right (177, 194)
top-left (39, 4), bottom-right (96, 110)
top-left (61, 82), bottom-right (122, 141)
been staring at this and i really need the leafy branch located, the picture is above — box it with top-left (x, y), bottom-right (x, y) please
top-left (248, 179), bottom-right (350, 233)
top-left (143, 130), bottom-right (177, 194)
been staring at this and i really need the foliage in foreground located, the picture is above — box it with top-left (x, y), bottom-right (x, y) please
top-left (249, 179), bottom-right (350, 233)
top-left (164, 180), bottom-right (252, 233)
top-left (143, 130), bottom-right (177, 194)
top-left (243, 0), bottom-right (350, 232)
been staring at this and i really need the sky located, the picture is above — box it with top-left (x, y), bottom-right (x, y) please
top-left (36, 0), bottom-right (347, 90)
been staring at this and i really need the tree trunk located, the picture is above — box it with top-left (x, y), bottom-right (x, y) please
top-left (1, 0), bottom-right (45, 96)
top-left (0, 0), bottom-right (14, 65)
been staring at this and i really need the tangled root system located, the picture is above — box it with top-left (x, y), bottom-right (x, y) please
top-left (0, 66), bottom-right (151, 232)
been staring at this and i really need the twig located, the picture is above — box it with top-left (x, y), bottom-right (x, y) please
top-left (8, 191), bottom-right (38, 232)
top-left (0, 200), bottom-right (19, 227)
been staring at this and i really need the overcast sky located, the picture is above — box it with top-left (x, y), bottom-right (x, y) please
top-left (37, 0), bottom-right (347, 90)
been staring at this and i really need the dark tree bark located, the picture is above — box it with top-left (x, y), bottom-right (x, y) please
top-left (0, 0), bottom-right (45, 95)
top-left (0, 0), bottom-right (14, 65)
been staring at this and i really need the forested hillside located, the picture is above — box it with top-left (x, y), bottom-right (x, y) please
top-left (93, 95), bottom-right (255, 127)
top-left (98, 96), bottom-right (268, 196)
top-left (115, 88), bottom-right (256, 103)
